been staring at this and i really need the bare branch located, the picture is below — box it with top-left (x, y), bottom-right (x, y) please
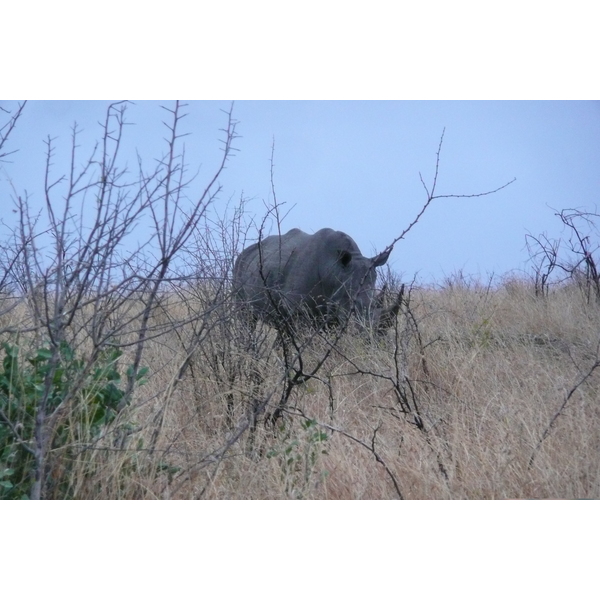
top-left (0, 101), bottom-right (26, 160)
top-left (383, 130), bottom-right (515, 256)
top-left (529, 340), bottom-right (600, 469)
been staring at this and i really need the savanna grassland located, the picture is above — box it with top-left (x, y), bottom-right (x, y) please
top-left (145, 279), bottom-right (600, 499)
top-left (1, 101), bottom-right (599, 500)
top-left (3, 276), bottom-right (598, 500)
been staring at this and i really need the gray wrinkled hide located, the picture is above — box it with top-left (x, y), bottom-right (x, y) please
top-left (232, 228), bottom-right (391, 328)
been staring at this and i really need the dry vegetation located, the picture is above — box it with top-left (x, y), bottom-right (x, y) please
top-left (4, 277), bottom-right (599, 499)
top-left (1, 101), bottom-right (599, 499)
top-left (157, 279), bottom-right (600, 499)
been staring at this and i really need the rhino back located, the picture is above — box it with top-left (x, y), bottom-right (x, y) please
top-left (233, 227), bottom-right (379, 321)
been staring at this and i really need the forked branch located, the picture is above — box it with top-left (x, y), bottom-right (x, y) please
top-left (382, 128), bottom-right (516, 256)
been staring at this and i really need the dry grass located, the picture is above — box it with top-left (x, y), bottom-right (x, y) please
top-left (3, 278), bottom-right (600, 499)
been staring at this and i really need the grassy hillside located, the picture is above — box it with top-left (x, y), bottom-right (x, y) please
top-left (3, 276), bottom-right (597, 499)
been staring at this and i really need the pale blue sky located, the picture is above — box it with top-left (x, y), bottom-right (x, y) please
top-left (2, 100), bottom-right (599, 282)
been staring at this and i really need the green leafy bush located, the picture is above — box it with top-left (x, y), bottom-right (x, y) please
top-left (0, 341), bottom-right (147, 499)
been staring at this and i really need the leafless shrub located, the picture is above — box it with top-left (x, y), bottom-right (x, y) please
top-left (559, 208), bottom-right (600, 303)
top-left (525, 232), bottom-right (561, 298)
top-left (0, 101), bottom-right (240, 498)
top-left (526, 207), bottom-right (600, 302)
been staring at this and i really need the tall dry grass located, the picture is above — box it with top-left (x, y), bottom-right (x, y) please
top-left (10, 276), bottom-right (594, 499)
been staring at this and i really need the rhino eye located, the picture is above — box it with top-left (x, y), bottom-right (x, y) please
top-left (339, 250), bottom-right (352, 267)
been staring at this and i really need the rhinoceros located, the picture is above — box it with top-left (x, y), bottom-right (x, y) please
top-left (232, 228), bottom-right (401, 331)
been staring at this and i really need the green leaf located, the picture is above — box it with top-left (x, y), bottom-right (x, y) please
top-left (35, 347), bottom-right (53, 362)
top-left (59, 341), bottom-right (74, 363)
top-left (3, 343), bottom-right (18, 358)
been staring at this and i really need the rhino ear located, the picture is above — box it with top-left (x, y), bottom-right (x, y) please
top-left (372, 247), bottom-right (391, 267)
top-left (338, 250), bottom-right (352, 267)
